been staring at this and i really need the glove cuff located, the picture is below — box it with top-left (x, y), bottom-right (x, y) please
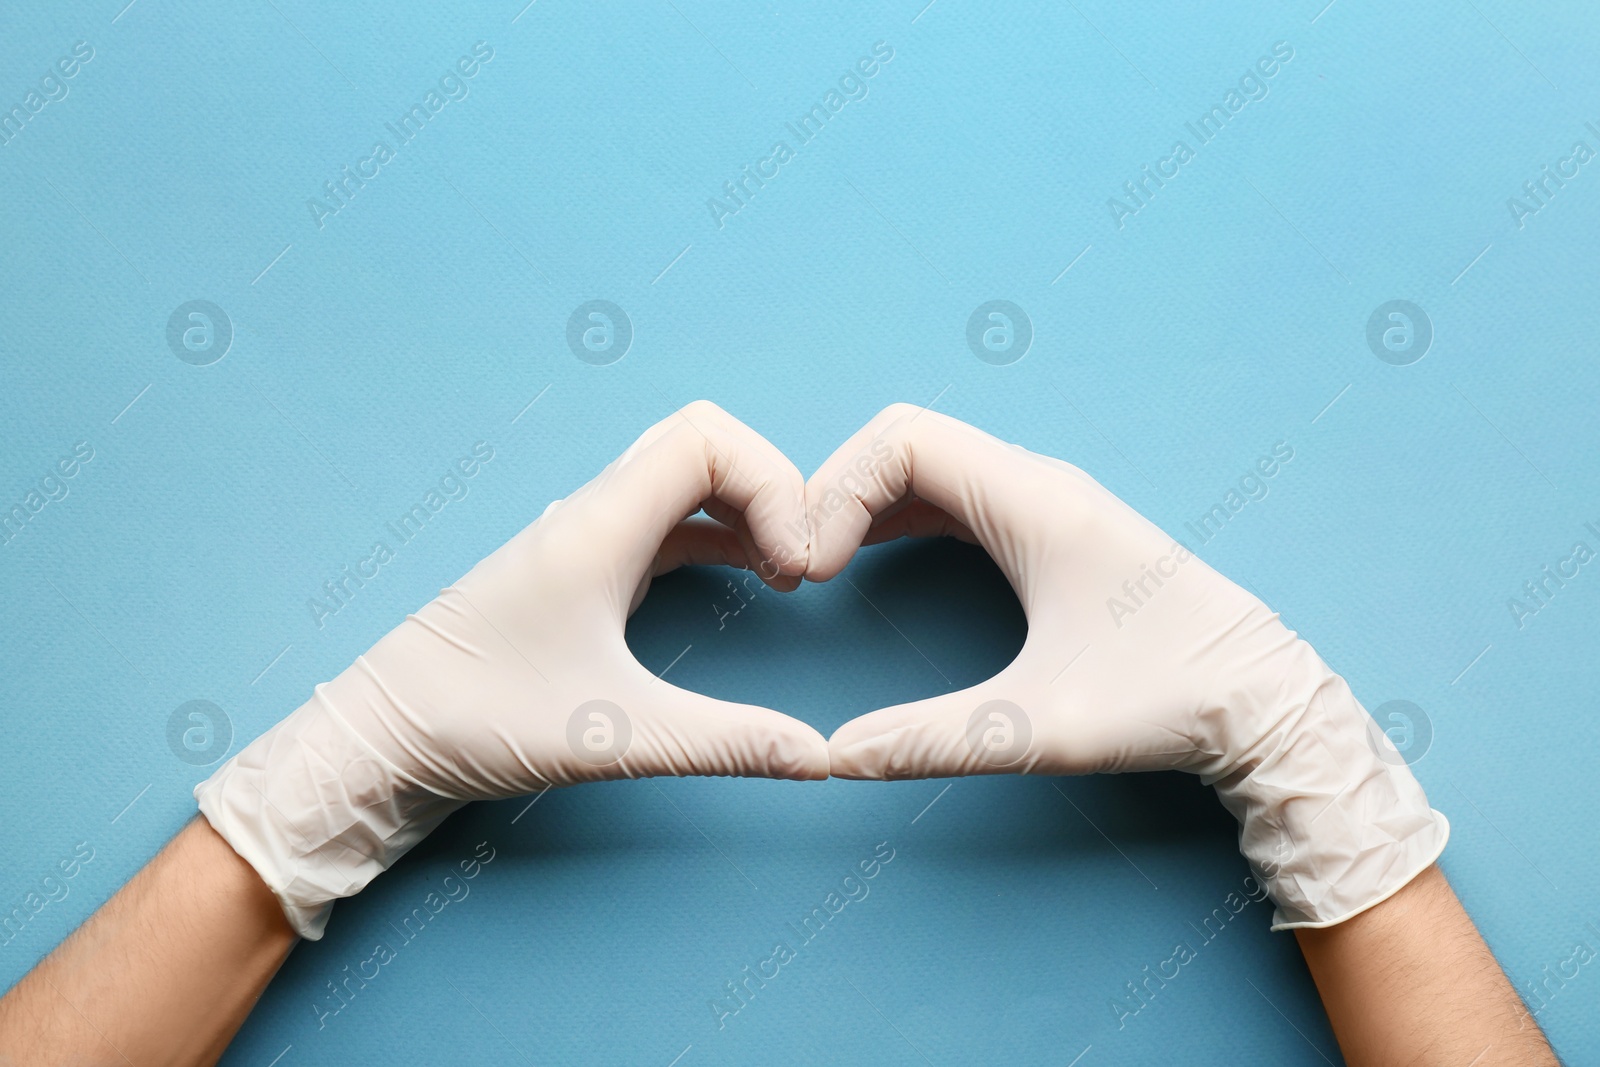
top-left (194, 687), bottom-right (462, 939)
top-left (1209, 670), bottom-right (1450, 930)
top-left (1267, 810), bottom-right (1449, 930)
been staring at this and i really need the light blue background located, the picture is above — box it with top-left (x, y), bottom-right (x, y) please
top-left (2, 1), bottom-right (1598, 1063)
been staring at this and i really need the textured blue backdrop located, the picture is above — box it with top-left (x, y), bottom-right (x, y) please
top-left (2, 1), bottom-right (1598, 1064)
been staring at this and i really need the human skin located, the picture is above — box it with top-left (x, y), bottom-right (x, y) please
top-left (0, 817), bottom-right (296, 1065)
top-left (1296, 863), bottom-right (1558, 1067)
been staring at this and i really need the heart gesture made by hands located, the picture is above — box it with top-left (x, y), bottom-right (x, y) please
top-left (196, 402), bottom-right (1447, 939)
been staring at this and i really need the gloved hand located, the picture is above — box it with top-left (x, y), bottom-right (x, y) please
top-left (807, 405), bottom-right (1448, 929)
top-left (197, 402), bottom-right (829, 939)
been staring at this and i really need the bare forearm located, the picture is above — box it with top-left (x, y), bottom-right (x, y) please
top-left (1295, 865), bottom-right (1556, 1067)
top-left (0, 817), bottom-right (297, 1066)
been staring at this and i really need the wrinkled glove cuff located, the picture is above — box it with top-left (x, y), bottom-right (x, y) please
top-left (1209, 672), bottom-right (1450, 930)
top-left (195, 687), bottom-right (463, 939)
top-left (1265, 809), bottom-right (1449, 930)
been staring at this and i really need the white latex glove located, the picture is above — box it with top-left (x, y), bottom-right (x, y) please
top-left (197, 402), bottom-right (829, 938)
top-left (807, 405), bottom-right (1448, 929)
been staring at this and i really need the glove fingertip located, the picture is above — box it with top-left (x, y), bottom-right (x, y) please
top-left (746, 720), bottom-right (831, 780)
top-left (827, 728), bottom-right (915, 780)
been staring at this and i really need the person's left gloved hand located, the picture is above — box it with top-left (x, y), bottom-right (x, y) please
top-left (803, 405), bottom-right (1447, 931)
top-left (197, 402), bottom-right (829, 939)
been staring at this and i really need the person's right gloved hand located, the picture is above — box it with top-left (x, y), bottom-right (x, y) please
top-left (805, 405), bottom-right (1448, 930)
top-left (197, 402), bottom-right (829, 940)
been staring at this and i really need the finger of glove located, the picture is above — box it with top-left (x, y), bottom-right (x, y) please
top-left (860, 498), bottom-right (979, 547)
top-left (648, 516), bottom-right (801, 594)
top-left (630, 518), bottom-right (736, 618)
top-left (579, 401), bottom-right (809, 580)
top-left (582, 675), bottom-right (830, 782)
top-left (653, 516), bottom-right (753, 575)
top-left (699, 497), bottom-right (743, 530)
top-left (826, 674), bottom-right (1178, 780)
top-left (804, 405), bottom-right (1070, 582)
top-left (827, 677), bottom-right (1041, 780)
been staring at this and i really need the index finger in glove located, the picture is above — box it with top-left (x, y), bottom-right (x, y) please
top-left (563, 400), bottom-right (811, 581)
top-left (803, 404), bottom-right (1090, 583)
